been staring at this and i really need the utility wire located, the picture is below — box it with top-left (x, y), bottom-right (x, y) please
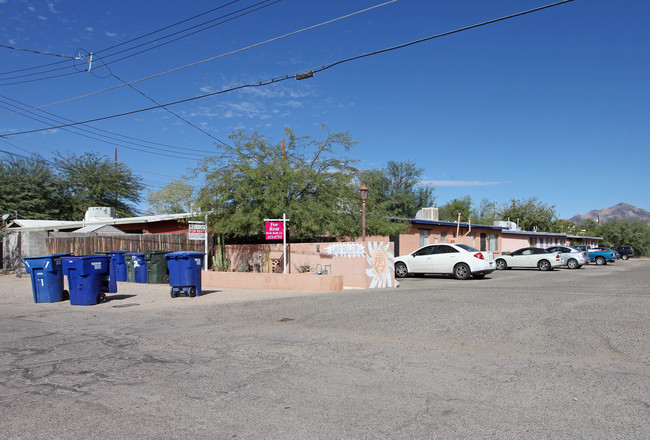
top-left (0, 0), bottom-right (398, 117)
top-left (0, 0), bottom-right (575, 137)
top-left (0, 93), bottom-right (218, 154)
top-left (110, 72), bottom-right (230, 147)
top-left (0, 43), bottom-right (79, 59)
top-left (0, 0), bottom-right (280, 84)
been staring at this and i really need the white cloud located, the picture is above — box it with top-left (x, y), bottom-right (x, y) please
top-left (37, 15), bottom-right (47, 21)
top-left (48, 2), bottom-right (59, 13)
top-left (420, 180), bottom-right (507, 187)
top-left (106, 32), bottom-right (117, 37)
top-left (85, 27), bottom-right (93, 32)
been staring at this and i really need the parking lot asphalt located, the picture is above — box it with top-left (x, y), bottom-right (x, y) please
top-left (1, 260), bottom-right (648, 439)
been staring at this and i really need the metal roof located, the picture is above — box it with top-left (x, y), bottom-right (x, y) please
top-left (5, 212), bottom-right (204, 233)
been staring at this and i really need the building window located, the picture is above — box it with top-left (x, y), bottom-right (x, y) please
top-left (419, 230), bottom-right (429, 247)
top-left (440, 231), bottom-right (446, 242)
top-left (468, 232), bottom-right (475, 247)
top-left (489, 234), bottom-right (498, 251)
top-left (530, 237), bottom-right (537, 246)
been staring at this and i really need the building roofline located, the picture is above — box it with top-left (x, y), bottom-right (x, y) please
top-left (391, 217), bottom-right (507, 230)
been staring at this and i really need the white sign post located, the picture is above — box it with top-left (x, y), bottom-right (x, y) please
top-left (264, 213), bottom-right (289, 273)
top-left (188, 221), bottom-right (208, 271)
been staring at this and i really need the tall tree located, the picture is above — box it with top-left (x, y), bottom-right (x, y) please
top-left (146, 180), bottom-right (195, 214)
top-left (53, 151), bottom-right (144, 219)
top-left (498, 197), bottom-right (557, 232)
top-left (438, 196), bottom-right (474, 222)
top-left (358, 160), bottom-right (434, 218)
top-left (0, 153), bottom-right (63, 220)
top-left (196, 127), bottom-right (406, 239)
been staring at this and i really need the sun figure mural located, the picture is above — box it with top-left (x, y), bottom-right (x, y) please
top-left (365, 242), bottom-right (395, 288)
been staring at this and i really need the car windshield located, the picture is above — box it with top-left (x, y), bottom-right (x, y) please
top-left (455, 244), bottom-right (479, 252)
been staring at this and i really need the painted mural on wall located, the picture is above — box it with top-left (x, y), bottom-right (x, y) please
top-left (326, 242), bottom-right (396, 288)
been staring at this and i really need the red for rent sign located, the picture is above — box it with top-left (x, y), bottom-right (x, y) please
top-left (265, 221), bottom-right (283, 240)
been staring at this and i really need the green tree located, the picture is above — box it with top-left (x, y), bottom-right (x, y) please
top-left (146, 180), bottom-right (195, 214)
top-left (498, 197), bottom-right (557, 232)
top-left (196, 127), bottom-right (406, 239)
top-left (598, 218), bottom-right (650, 256)
top-left (53, 151), bottom-right (144, 219)
top-left (0, 153), bottom-right (63, 220)
top-left (551, 218), bottom-right (578, 234)
top-left (358, 160), bottom-right (434, 218)
top-left (438, 196), bottom-right (475, 222)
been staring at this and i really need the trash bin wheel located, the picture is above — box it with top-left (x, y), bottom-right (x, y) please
top-left (188, 287), bottom-right (196, 298)
top-left (97, 292), bottom-right (106, 304)
top-left (163, 274), bottom-right (170, 284)
top-left (170, 288), bottom-right (176, 298)
top-left (62, 290), bottom-right (70, 301)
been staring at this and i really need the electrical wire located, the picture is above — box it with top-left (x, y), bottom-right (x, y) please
top-left (0, 0), bottom-right (398, 116)
top-left (0, 0), bottom-right (575, 137)
top-left (0, 0), bottom-right (280, 85)
top-left (0, 43), bottom-right (79, 59)
top-left (110, 71), bottom-right (230, 147)
top-left (0, 94), bottom-right (220, 154)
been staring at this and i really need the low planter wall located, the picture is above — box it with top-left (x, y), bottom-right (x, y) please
top-left (203, 271), bottom-right (344, 291)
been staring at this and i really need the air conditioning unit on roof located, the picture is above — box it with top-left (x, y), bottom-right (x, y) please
top-left (421, 207), bottom-right (439, 221)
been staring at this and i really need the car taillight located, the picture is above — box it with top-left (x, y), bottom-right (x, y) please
top-left (473, 253), bottom-right (484, 260)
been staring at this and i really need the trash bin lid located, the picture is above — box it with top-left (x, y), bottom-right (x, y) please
top-left (164, 251), bottom-right (205, 259)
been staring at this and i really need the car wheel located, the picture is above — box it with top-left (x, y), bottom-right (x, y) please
top-left (538, 260), bottom-right (551, 271)
top-left (454, 263), bottom-right (470, 280)
top-left (567, 258), bottom-right (579, 269)
top-left (395, 262), bottom-right (409, 278)
top-left (621, 254), bottom-right (629, 260)
top-left (595, 256), bottom-right (606, 265)
top-left (496, 259), bottom-right (507, 270)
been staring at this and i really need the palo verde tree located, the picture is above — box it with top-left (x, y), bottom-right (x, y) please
top-left (53, 151), bottom-right (144, 220)
top-left (196, 127), bottom-right (406, 239)
top-left (0, 153), bottom-right (63, 220)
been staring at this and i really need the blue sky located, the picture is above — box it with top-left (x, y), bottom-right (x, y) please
top-left (0, 0), bottom-right (648, 219)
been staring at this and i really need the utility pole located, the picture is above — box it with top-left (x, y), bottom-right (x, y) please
top-left (114, 148), bottom-right (118, 207)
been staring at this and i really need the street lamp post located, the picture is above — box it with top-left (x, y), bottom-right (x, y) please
top-left (360, 185), bottom-right (368, 242)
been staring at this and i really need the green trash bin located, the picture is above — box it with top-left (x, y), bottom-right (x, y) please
top-left (145, 250), bottom-right (170, 284)
top-left (124, 253), bottom-right (135, 282)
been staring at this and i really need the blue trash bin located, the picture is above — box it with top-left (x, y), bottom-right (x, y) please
top-left (109, 251), bottom-right (130, 282)
top-left (165, 252), bottom-right (205, 298)
top-left (129, 253), bottom-right (147, 283)
top-left (22, 253), bottom-right (72, 303)
top-left (62, 255), bottom-right (116, 305)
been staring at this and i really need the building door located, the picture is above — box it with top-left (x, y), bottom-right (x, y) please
top-left (480, 233), bottom-right (487, 251)
top-left (390, 235), bottom-right (400, 257)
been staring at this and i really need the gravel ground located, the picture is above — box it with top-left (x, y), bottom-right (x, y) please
top-left (0, 260), bottom-right (648, 439)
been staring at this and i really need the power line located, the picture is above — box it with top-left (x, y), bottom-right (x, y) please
top-left (0, 93), bottom-right (220, 155)
top-left (0, 43), bottom-right (79, 59)
top-left (0, 0), bottom-right (398, 116)
top-left (0, 0), bottom-right (280, 85)
top-left (0, 0), bottom-right (575, 138)
top-left (110, 72), bottom-right (230, 147)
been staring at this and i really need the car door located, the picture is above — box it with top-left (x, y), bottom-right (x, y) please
top-left (508, 249), bottom-right (529, 267)
top-left (431, 244), bottom-right (460, 273)
top-left (407, 245), bottom-right (436, 273)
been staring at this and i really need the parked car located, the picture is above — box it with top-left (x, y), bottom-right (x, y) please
top-left (495, 247), bottom-right (562, 271)
top-left (589, 247), bottom-right (619, 264)
top-left (613, 245), bottom-right (634, 260)
top-left (394, 243), bottom-right (495, 280)
top-left (546, 246), bottom-right (589, 269)
top-left (571, 245), bottom-right (618, 265)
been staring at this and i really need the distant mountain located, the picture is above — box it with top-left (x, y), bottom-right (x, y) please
top-left (571, 203), bottom-right (650, 223)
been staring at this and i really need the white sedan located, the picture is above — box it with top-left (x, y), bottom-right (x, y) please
top-left (495, 247), bottom-right (562, 271)
top-left (394, 243), bottom-right (496, 280)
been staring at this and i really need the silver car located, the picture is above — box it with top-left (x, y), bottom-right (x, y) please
top-left (546, 246), bottom-right (589, 269)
